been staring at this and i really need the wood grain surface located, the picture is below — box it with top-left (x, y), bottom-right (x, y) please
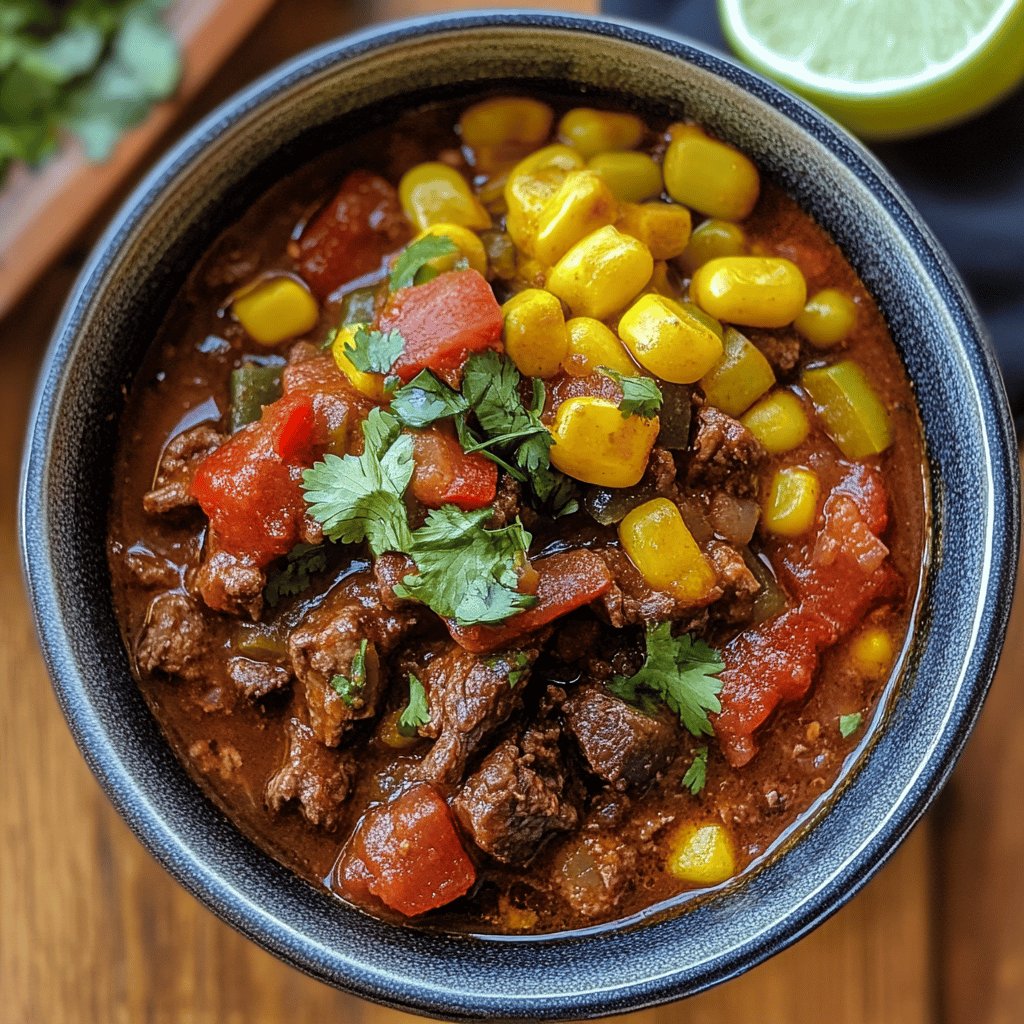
top-left (1, 2), bottom-right (1020, 1022)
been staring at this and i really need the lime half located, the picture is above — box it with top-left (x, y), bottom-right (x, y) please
top-left (719, 0), bottom-right (1024, 139)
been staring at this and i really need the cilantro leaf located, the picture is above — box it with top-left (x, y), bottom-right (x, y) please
top-left (330, 639), bottom-right (368, 708)
top-left (390, 369), bottom-right (469, 429)
top-left (598, 367), bottom-right (664, 419)
top-left (839, 712), bottom-right (863, 738)
top-left (507, 650), bottom-right (531, 687)
top-left (395, 506), bottom-right (537, 625)
top-left (389, 234), bottom-right (459, 291)
top-left (264, 543), bottom-right (328, 607)
top-left (345, 326), bottom-right (405, 374)
top-left (608, 624), bottom-right (724, 738)
top-left (682, 745), bottom-right (709, 795)
top-left (301, 408), bottom-right (414, 555)
top-left (398, 673), bottom-right (430, 734)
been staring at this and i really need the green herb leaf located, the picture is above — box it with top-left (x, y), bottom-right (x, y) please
top-left (507, 650), bottom-right (531, 687)
top-left (330, 639), bottom-right (368, 708)
top-left (608, 624), bottom-right (724, 738)
top-left (682, 745), bottom-right (709, 795)
top-left (398, 673), bottom-right (430, 733)
top-left (345, 326), bottom-right (405, 374)
top-left (839, 712), bottom-right (863, 738)
top-left (264, 543), bottom-right (327, 607)
top-left (394, 506), bottom-right (537, 625)
top-left (598, 367), bottom-right (664, 419)
top-left (391, 369), bottom-right (469, 429)
top-left (389, 234), bottom-right (459, 291)
top-left (301, 408), bottom-right (414, 555)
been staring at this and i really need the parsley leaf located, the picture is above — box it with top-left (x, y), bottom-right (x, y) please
top-left (608, 624), bottom-right (724, 738)
top-left (345, 326), bottom-right (405, 374)
top-left (839, 712), bottom-right (863, 738)
top-left (389, 234), bottom-right (459, 291)
top-left (394, 506), bottom-right (537, 625)
top-left (398, 673), bottom-right (430, 734)
top-left (682, 745), bottom-right (709, 795)
top-left (330, 639), bottom-right (368, 708)
top-left (390, 369), bottom-right (469, 429)
top-left (301, 408), bottom-right (414, 555)
top-left (598, 367), bottom-right (664, 419)
top-left (264, 543), bottom-right (327, 607)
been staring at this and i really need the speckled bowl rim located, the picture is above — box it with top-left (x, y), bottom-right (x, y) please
top-left (19, 10), bottom-right (1020, 1021)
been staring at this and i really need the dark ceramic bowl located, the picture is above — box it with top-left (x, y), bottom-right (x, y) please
top-left (20, 11), bottom-right (1020, 1020)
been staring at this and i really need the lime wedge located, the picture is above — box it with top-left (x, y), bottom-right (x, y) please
top-left (719, 0), bottom-right (1024, 139)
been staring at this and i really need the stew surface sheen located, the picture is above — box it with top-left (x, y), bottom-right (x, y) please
top-left (108, 96), bottom-right (927, 934)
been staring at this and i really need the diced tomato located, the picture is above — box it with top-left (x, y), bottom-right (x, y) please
top-left (379, 270), bottom-right (503, 382)
top-left (410, 427), bottom-right (497, 510)
top-left (295, 171), bottom-right (410, 299)
top-left (448, 550), bottom-right (613, 653)
top-left (191, 394), bottom-right (315, 565)
top-left (334, 784), bottom-right (476, 917)
top-left (282, 353), bottom-right (371, 449)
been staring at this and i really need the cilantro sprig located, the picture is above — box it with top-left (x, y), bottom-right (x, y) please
top-left (264, 543), bottom-right (327, 607)
top-left (682, 745), bottom-right (709, 795)
top-left (598, 367), bottom-right (664, 419)
top-left (608, 624), bottom-right (724, 738)
top-left (398, 673), bottom-right (430, 734)
top-left (330, 639), bottom-right (368, 708)
top-left (389, 234), bottom-right (460, 291)
top-left (390, 370), bottom-right (469, 429)
top-left (345, 326), bottom-right (405, 374)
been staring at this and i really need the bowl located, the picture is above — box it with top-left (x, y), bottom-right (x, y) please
top-left (19, 11), bottom-right (1020, 1020)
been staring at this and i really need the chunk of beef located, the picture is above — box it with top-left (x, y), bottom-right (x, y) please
top-left (143, 424), bottom-right (225, 516)
top-left (646, 446), bottom-right (678, 497)
top-left (373, 552), bottom-right (416, 611)
top-left (706, 541), bottom-right (761, 625)
top-left (186, 739), bottom-right (243, 780)
top-left (135, 592), bottom-right (208, 679)
top-left (487, 474), bottom-right (522, 528)
top-left (556, 833), bottom-right (638, 919)
top-left (290, 572), bottom-right (420, 746)
top-left (746, 328), bottom-right (801, 375)
top-left (265, 718), bottom-right (356, 831)
top-left (123, 547), bottom-right (179, 589)
top-left (410, 643), bottom-right (540, 786)
top-left (227, 656), bottom-right (291, 701)
top-left (454, 690), bottom-right (578, 864)
top-left (687, 405), bottom-right (766, 497)
top-left (595, 548), bottom-right (719, 628)
top-left (194, 546), bottom-right (265, 620)
top-left (563, 684), bottom-right (676, 790)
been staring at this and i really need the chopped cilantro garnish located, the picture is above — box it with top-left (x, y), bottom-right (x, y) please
top-left (839, 712), bottom-right (863, 738)
top-left (344, 326), bottom-right (405, 374)
top-left (389, 234), bottom-right (459, 291)
top-left (398, 673), bottom-right (430, 734)
top-left (682, 745), bottom-right (709, 795)
top-left (301, 408), bottom-right (414, 555)
top-left (264, 543), bottom-right (327, 607)
top-left (390, 369), bottom-right (469, 429)
top-left (598, 367), bottom-right (664, 419)
top-left (330, 639), bottom-right (368, 707)
top-left (507, 651), bottom-right (531, 688)
top-left (608, 624), bottom-right (724, 738)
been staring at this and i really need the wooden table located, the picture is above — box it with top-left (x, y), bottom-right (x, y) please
top-left (1, 2), bottom-right (1021, 1021)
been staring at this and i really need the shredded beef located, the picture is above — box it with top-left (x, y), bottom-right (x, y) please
top-left (265, 717), bottom-right (356, 830)
top-left (135, 592), bottom-right (208, 679)
top-left (143, 424), bottom-right (225, 516)
top-left (227, 656), bottom-right (291, 700)
top-left (687, 405), bottom-right (766, 497)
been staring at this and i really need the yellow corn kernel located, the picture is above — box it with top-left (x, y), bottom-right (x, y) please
top-left (413, 223), bottom-right (488, 276)
top-left (546, 225), bottom-right (653, 320)
top-left (331, 323), bottom-right (385, 400)
top-left (690, 256), bottom-right (807, 329)
top-left (549, 396), bottom-right (658, 487)
top-left (563, 317), bottom-right (638, 377)
top-left (663, 124), bottom-right (760, 221)
top-left (232, 276), bottom-right (318, 346)
top-left (667, 823), bottom-right (736, 885)
top-left (801, 360), bottom-right (892, 458)
top-left (795, 288), bottom-right (858, 348)
top-left (677, 219), bottom-right (747, 275)
top-left (763, 467), bottom-right (820, 537)
top-left (681, 301), bottom-right (725, 339)
top-left (459, 96), bottom-right (553, 151)
top-left (504, 144), bottom-right (585, 252)
top-left (587, 151), bottom-right (663, 202)
top-left (647, 260), bottom-right (681, 299)
top-left (617, 201), bottom-right (692, 260)
top-left (619, 498), bottom-right (717, 603)
top-left (617, 293), bottom-right (723, 384)
top-left (741, 390), bottom-right (811, 454)
top-left (533, 170), bottom-right (618, 266)
top-left (700, 327), bottom-right (775, 417)
top-left (398, 162), bottom-right (491, 232)
top-left (850, 626), bottom-right (894, 681)
top-left (558, 107), bottom-right (645, 157)
top-left (502, 289), bottom-right (569, 378)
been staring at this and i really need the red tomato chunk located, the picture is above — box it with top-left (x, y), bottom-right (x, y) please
top-left (410, 427), bottom-right (497, 510)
